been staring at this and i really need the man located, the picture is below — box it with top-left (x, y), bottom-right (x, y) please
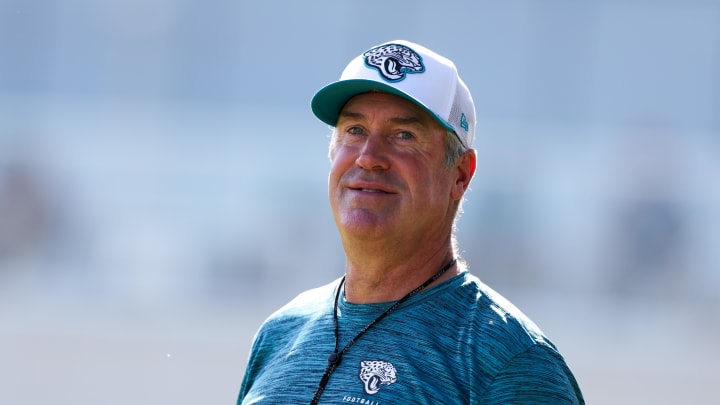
top-left (237, 40), bottom-right (584, 404)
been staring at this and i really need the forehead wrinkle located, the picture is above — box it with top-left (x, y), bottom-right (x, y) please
top-left (337, 108), bottom-right (431, 128)
top-left (388, 115), bottom-right (428, 127)
top-left (337, 110), bottom-right (366, 122)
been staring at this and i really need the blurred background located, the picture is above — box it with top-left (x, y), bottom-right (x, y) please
top-left (1, 0), bottom-right (718, 403)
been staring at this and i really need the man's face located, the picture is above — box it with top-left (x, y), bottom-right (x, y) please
top-left (328, 92), bottom-right (464, 245)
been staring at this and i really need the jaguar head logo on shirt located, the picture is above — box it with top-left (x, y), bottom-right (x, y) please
top-left (358, 360), bottom-right (398, 395)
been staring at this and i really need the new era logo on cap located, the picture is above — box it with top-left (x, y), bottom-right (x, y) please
top-left (460, 113), bottom-right (469, 132)
top-left (311, 40), bottom-right (476, 148)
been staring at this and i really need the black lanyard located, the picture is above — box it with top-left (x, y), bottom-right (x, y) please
top-left (310, 258), bottom-right (457, 404)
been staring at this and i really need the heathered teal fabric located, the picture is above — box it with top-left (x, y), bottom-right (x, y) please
top-left (238, 272), bottom-right (584, 404)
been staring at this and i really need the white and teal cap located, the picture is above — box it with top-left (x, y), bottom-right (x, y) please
top-left (311, 40), bottom-right (476, 148)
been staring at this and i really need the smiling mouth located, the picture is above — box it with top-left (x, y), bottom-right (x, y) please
top-left (350, 187), bottom-right (392, 194)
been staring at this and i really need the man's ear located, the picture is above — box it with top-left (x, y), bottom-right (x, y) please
top-left (451, 149), bottom-right (476, 200)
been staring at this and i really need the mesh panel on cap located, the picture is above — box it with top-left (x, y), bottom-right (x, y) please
top-left (448, 102), bottom-right (469, 147)
top-left (445, 71), bottom-right (473, 148)
top-left (448, 103), bottom-right (462, 132)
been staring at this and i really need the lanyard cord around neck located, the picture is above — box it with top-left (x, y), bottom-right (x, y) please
top-left (310, 258), bottom-right (457, 404)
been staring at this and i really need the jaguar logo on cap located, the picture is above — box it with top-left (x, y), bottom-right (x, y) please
top-left (363, 43), bottom-right (425, 82)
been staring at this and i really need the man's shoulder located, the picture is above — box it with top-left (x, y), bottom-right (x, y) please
top-left (261, 278), bottom-right (340, 325)
top-left (456, 272), bottom-right (556, 350)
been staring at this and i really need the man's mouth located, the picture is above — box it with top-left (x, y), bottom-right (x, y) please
top-left (345, 178), bottom-right (396, 194)
top-left (355, 188), bottom-right (388, 193)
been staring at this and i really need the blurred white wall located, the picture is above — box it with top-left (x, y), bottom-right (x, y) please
top-left (1, 0), bottom-right (719, 404)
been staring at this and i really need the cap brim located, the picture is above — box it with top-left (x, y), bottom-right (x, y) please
top-left (311, 79), bottom-right (454, 133)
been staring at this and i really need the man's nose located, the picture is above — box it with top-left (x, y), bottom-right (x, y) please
top-left (355, 134), bottom-right (391, 171)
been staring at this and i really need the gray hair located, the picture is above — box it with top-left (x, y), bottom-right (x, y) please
top-left (443, 130), bottom-right (468, 169)
top-left (445, 130), bottom-right (471, 265)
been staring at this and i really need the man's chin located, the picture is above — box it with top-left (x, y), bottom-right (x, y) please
top-left (336, 210), bottom-right (395, 239)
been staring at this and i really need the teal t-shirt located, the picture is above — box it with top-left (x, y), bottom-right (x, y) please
top-left (238, 272), bottom-right (584, 404)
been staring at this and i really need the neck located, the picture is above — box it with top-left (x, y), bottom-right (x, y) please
top-left (343, 247), bottom-right (460, 304)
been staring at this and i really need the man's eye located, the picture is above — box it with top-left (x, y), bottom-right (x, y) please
top-left (347, 126), bottom-right (364, 135)
top-left (397, 131), bottom-right (415, 140)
